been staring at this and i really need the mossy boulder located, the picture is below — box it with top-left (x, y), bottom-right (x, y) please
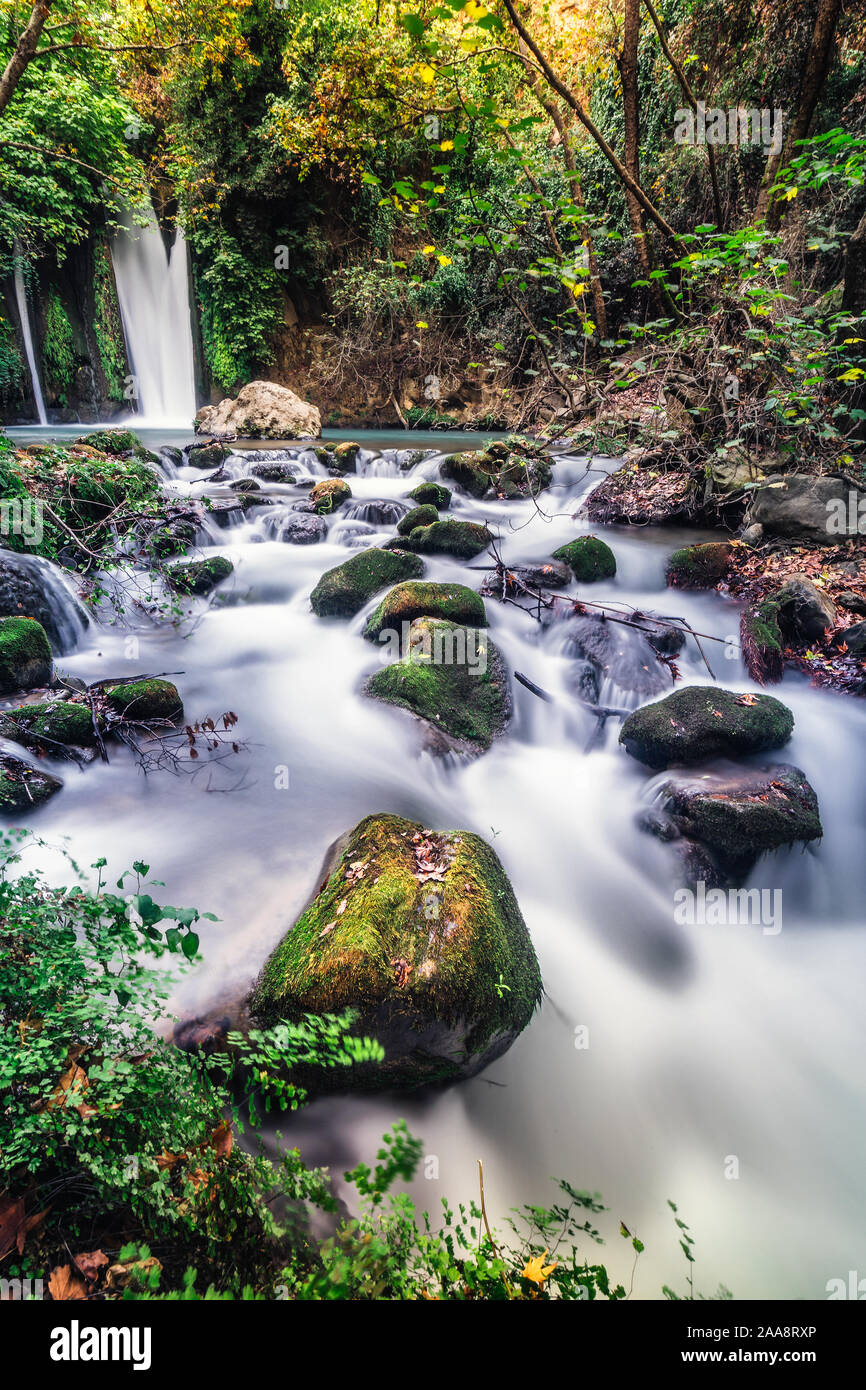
top-left (0, 617), bottom-right (53, 695)
top-left (666, 542), bottom-right (732, 589)
top-left (397, 504), bottom-right (439, 536)
top-left (166, 556), bottom-right (234, 596)
top-left (331, 441), bottom-right (361, 473)
top-left (408, 481), bottom-right (452, 510)
top-left (310, 549), bottom-right (425, 618)
top-left (660, 764), bottom-right (822, 876)
top-left (248, 812), bottom-right (542, 1087)
top-left (366, 618), bottom-right (511, 750)
top-left (442, 449), bottom-right (552, 500)
top-left (619, 686), bottom-right (794, 768)
top-left (0, 753), bottom-right (63, 813)
top-left (0, 700), bottom-right (97, 748)
top-left (402, 519), bottom-right (494, 559)
top-left (76, 430), bottom-right (159, 465)
top-left (364, 581), bottom-right (487, 640)
top-left (552, 536), bottom-right (616, 582)
top-left (185, 441), bottom-right (229, 469)
top-left (104, 679), bottom-right (183, 722)
top-left (740, 599), bottom-right (784, 684)
top-left (310, 478), bottom-right (352, 514)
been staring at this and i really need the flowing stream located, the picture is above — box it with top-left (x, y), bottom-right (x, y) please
top-left (110, 210), bottom-right (197, 428)
top-left (5, 428), bottom-right (866, 1299)
top-left (12, 246), bottom-right (48, 426)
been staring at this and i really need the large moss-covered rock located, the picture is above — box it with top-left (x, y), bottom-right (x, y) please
top-left (408, 481), bottom-right (452, 510)
top-left (185, 441), bottom-right (229, 469)
top-left (248, 812), bottom-right (542, 1087)
top-left (364, 581), bottom-right (487, 640)
top-left (104, 679), bottom-right (183, 721)
top-left (310, 549), bottom-right (425, 618)
top-left (366, 618), bottom-right (511, 750)
top-left (666, 542), bottom-right (732, 589)
top-left (552, 536), bottom-right (616, 581)
top-left (660, 764), bottom-right (822, 874)
top-left (0, 753), bottom-right (62, 812)
top-left (0, 700), bottom-right (98, 748)
top-left (397, 504), bottom-right (438, 536)
top-left (167, 556), bottom-right (234, 596)
top-left (330, 441), bottom-right (361, 473)
top-left (403, 518), bottom-right (494, 559)
top-left (0, 617), bottom-right (52, 694)
top-left (442, 447), bottom-right (552, 500)
top-left (619, 686), bottom-right (794, 768)
top-left (310, 478), bottom-right (351, 514)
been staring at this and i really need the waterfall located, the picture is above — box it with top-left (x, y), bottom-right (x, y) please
top-left (12, 246), bottom-right (47, 425)
top-left (111, 205), bottom-right (197, 427)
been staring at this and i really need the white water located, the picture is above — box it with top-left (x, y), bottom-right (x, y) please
top-left (111, 209), bottom-right (197, 428)
top-left (8, 434), bottom-right (866, 1300)
top-left (12, 246), bottom-right (47, 425)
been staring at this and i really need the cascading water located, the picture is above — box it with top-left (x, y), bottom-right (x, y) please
top-left (111, 207), bottom-right (197, 428)
top-left (0, 549), bottom-right (89, 653)
top-left (12, 245), bottom-right (47, 425)
top-left (11, 431), bottom-right (866, 1301)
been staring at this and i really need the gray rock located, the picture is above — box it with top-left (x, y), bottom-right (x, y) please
top-left (747, 474), bottom-right (866, 543)
top-left (774, 574), bottom-right (837, 641)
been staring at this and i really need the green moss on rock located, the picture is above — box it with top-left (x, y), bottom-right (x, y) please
top-left (331, 441), bottom-right (361, 472)
top-left (552, 536), bottom-right (616, 581)
top-left (620, 685), bottom-right (794, 768)
top-left (740, 599), bottom-right (784, 684)
top-left (248, 812), bottom-right (542, 1087)
top-left (0, 754), bottom-right (62, 812)
top-left (366, 618), bottom-right (511, 749)
top-left (167, 556), bottom-right (234, 596)
top-left (408, 482), bottom-right (452, 510)
top-left (310, 548), bottom-right (425, 618)
top-left (0, 700), bottom-right (97, 748)
top-left (666, 542), bottom-right (732, 589)
top-left (403, 518), bottom-right (494, 559)
top-left (442, 449), bottom-right (552, 500)
top-left (105, 679), bottom-right (183, 722)
top-left (397, 504), bottom-right (438, 536)
top-left (364, 581), bottom-right (487, 640)
top-left (0, 617), bottom-right (52, 695)
top-left (661, 764), bottom-right (822, 866)
top-left (310, 478), bottom-right (352, 514)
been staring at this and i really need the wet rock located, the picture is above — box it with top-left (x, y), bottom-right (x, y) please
top-left (330, 441), bottom-right (361, 473)
top-left (479, 559), bottom-right (572, 599)
top-left (249, 461), bottom-right (299, 483)
top-left (248, 812), bottom-right (542, 1088)
top-left (310, 478), bottom-right (352, 514)
top-left (364, 581), bottom-right (487, 640)
top-left (659, 763), bottom-right (822, 876)
top-left (310, 549), bottom-right (425, 618)
top-left (408, 481), bottom-right (452, 510)
top-left (166, 556), bottom-right (234, 596)
top-left (839, 621), bottom-right (866, 656)
top-left (268, 512), bottom-right (327, 544)
top-left (746, 474), bottom-right (866, 543)
top-left (740, 523), bottom-right (764, 547)
top-left (0, 556), bottom-right (86, 652)
top-left (619, 686), bottom-right (794, 768)
top-left (185, 441), bottom-right (229, 469)
top-left (0, 700), bottom-right (98, 749)
top-left (0, 752), bottom-right (63, 812)
top-left (666, 541), bottom-right (732, 589)
top-left (774, 574), bottom-right (837, 641)
top-left (104, 679), bottom-right (183, 721)
top-left (642, 614), bottom-right (687, 657)
top-left (442, 448), bottom-right (552, 500)
top-left (397, 504), bottom-right (439, 536)
top-left (194, 380), bottom-right (321, 440)
top-left (232, 478), bottom-right (261, 494)
top-left (366, 617), bottom-right (511, 751)
top-left (565, 613), bottom-right (671, 700)
top-left (344, 499), bottom-right (406, 526)
top-left (0, 616), bottom-right (53, 695)
top-left (401, 518), bottom-right (494, 559)
top-left (836, 590), bottom-right (866, 616)
top-left (552, 536), bottom-right (616, 581)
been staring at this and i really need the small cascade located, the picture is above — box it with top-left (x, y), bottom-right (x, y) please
top-left (342, 498), bottom-right (408, 526)
top-left (111, 205), bottom-right (197, 427)
top-left (0, 550), bottom-right (89, 654)
top-left (12, 246), bottom-right (47, 425)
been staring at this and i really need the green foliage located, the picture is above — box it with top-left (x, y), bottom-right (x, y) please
top-left (42, 290), bottom-right (76, 397)
top-left (193, 226), bottom-right (281, 391)
top-left (0, 311), bottom-right (24, 399)
top-left (92, 241), bottom-right (128, 402)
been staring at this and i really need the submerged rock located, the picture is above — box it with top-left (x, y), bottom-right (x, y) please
top-left (364, 581), bottom-right (487, 640)
top-left (408, 481), bottom-right (452, 510)
top-left (402, 518), bottom-right (494, 559)
top-left (248, 812), bottom-right (542, 1087)
top-left (310, 478), bottom-right (352, 514)
top-left (0, 616), bottom-right (53, 695)
top-left (0, 753), bottom-right (63, 812)
top-left (479, 559), bottom-right (572, 599)
top-left (104, 679), bottom-right (183, 722)
top-left (620, 686), bottom-right (794, 768)
top-left (666, 541), bottom-right (732, 589)
top-left (194, 381), bottom-right (321, 440)
top-left (552, 536), bottom-right (616, 581)
top-left (249, 460), bottom-right (299, 483)
top-left (366, 617), bottom-right (511, 751)
top-left (310, 549), bottom-right (425, 618)
top-left (166, 556), bottom-right (234, 596)
top-left (659, 763), bottom-right (822, 876)
top-left (397, 504), bottom-right (439, 536)
top-left (565, 612), bottom-right (671, 700)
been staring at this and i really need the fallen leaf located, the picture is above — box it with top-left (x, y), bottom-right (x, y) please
top-left (48, 1264), bottom-right (88, 1301)
top-left (73, 1250), bottom-right (108, 1283)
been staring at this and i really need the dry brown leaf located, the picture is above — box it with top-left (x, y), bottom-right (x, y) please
top-left (48, 1263), bottom-right (89, 1301)
top-left (73, 1249), bottom-right (109, 1284)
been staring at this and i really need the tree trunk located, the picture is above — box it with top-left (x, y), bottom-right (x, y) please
top-left (0, 1), bottom-right (53, 118)
top-left (617, 0), bottom-right (658, 304)
top-left (755, 0), bottom-right (843, 228)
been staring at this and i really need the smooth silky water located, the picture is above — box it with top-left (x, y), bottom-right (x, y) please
top-left (5, 427), bottom-right (865, 1298)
